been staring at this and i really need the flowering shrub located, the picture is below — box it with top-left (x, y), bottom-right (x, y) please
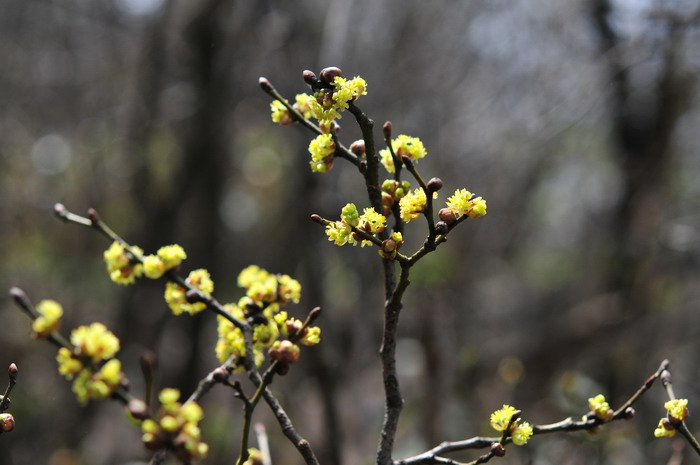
top-left (5, 67), bottom-right (699, 464)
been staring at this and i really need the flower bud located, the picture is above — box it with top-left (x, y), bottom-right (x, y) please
top-left (350, 140), bottom-right (366, 157)
top-left (0, 395), bottom-right (10, 409)
top-left (258, 77), bottom-right (272, 92)
top-left (302, 70), bottom-right (317, 86)
top-left (383, 121), bottom-right (392, 140)
top-left (623, 407), bottom-right (635, 419)
top-left (435, 221), bottom-right (449, 235)
top-left (319, 67), bottom-right (342, 84)
top-left (8, 363), bottom-right (18, 381)
top-left (438, 208), bottom-right (457, 225)
top-left (0, 413), bottom-right (15, 433)
top-left (310, 214), bottom-right (324, 224)
top-left (490, 443), bottom-right (505, 457)
top-left (128, 399), bottom-right (149, 421)
top-left (212, 367), bottom-right (229, 383)
top-left (426, 177), bottom-right (443, 193)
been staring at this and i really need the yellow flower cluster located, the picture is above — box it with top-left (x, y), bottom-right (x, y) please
top-left (308, 133), bottom-right (335, 173)
top-left (165, 269), bottom-right (214, 315)
top-left (325, 203), bottom-right (387, 247)
top-left (311, 76), bottom-right (367, 122)
top-left (270, 100), bottom-right (292, 126)
top-left (143, 244), bottom-right (187, 279)
top-left (32, 299), bottom-right (63, 338)
top-left (446, 189), bottom-right (487, 219)
top-left (381, 179), bottom-right (412, 216)
top-left (588, 394), bottom-right (614, 422)
top-left (216, 267), bottom-right (319, 371)
top-left (379, 135), bottom-right (427, 173)
top-left (399, 188), bottom-right (428, 222)
top-left (665, 399), bottom-right (689, 421)
top-left (104, 241), bottom-right (144, 285)
top-left (141, 388), bottom-right (208, 460)
top-left (489, 404), bottom-right (533, 446)
top-left (56, 323), bottom-right (124, 404)
top-left (103, 242), bottom-right (188, 285)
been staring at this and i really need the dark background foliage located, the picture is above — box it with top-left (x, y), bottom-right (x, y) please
top-left (1, 0), bottom-right (699, 464)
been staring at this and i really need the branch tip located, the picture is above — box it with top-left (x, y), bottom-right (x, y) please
top-left (7, 364), bottom-right (18, 381)
top-left (307, 306), bottom-right (321, 324)
top-left (53, 203), bottom-right (67, 219)
top-left (310, 214), bottom-right (323, 225)
top-left (259, 77), bottom-right (272, 92)
top-left (383, 121), bottom-right (392, 140)
top-left (9, 287), bottom-right (29, 309)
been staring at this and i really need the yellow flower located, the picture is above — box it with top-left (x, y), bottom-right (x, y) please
top-left (380, 135), bottom-right (427, 172)
top-left (143, 255), bottom-right (166, 279)
top-left (654, 418), bottom-right (676, 438)
top-left (308, 133), bottom-right (335, 173)
top-left (103, 241), bottom-right (144, 285)
top-left (278, 274), bottom-right (301, 304)
top-left (71, 323), bottom-right (120, 363)
top-left (325, 221), bottom-right (352, 246)
top-left (399, 188), bottom-right (428, 222)
top-left (665, 399), bottom-right (688, 422)
top-left (294, 94), bottom-right (315, 119)
top-left (32, 299), bottom-right (63, 337)
top-left (300, 326), bottom-right (321, 346)
top-left (56, 347), bottom-right (83, 378)
top-left (270, 100), bottom-right (292, 125)
top-left (238, 265), bottom-right (269, 289)
top-left (157, 244), bottom-right (187, 270)
top-left (490, 404), bottom-right (518, 432)
top-left (446, 189), bottom-right (487, 219)
top-left (588, 394), bottom-right (613, 422)
top-left (359, 208), bottom-right (386, 234)
top-left (165, 269), bottom-right (213, 315)
top-left (512, 421), bottom-right (533, 446)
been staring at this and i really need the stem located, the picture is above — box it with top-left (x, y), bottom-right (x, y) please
top-left (348, 102), bottom-right (383, 215)
top-left (376, 263), bottom-right (412, 465)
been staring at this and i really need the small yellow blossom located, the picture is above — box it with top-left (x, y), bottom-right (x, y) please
top-left (490, 404), bottom-right (518, 432)
top-left (399, 188), bottom-right (428, 222)
top-left (294, 94), bottom-right (315, 119)
top-left (359, 208), bottom-right (386, 234)
top-left (143, 255), bottom-right (166, 279)
top-left (325, 221), bottom-right (352, 246)
top-left (588, 394), bottom-right (614, 422)
top-left (104, 241), bottom-right (144, 285)
top-left (238, 265), bottom-right (269, 289)
top-left (270, 100), bottom-right (292, 125)
top-left (300, 326), bottom-right (321, 346)
top-left (142, 388), bottom-right (208, 460)
top-left (654, 418), bottom-right (676, 438)
top-left (165, 269), bottom-right (213, 315)
top-left (71, 323), bottom-right (120, 363)
top-left (308, 133), bottom-right (335, 172)
top-left (380, 135), bottom-right (427, 173)
top-left (665, 399), bottom-right (689, 422)
top-left (32, 299), bottom-right (63, 338)
top-left (157, 244), bottom-right (187, 270)
top-left (56, 347), bottom-right (83, 378)
top-left (446, 189), bottom-right (487, 219)
top-left (278, 274), bottom-right (301, 304)
top-left (512, 421), bottom-right (533, 446)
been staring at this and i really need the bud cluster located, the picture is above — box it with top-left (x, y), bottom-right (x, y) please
top-left (141, 388), bottom-right (209, 461)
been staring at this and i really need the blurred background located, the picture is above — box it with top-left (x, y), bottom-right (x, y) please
top-left (1, 0), bottom-right (700, 464)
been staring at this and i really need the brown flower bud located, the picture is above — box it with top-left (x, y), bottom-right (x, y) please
top-left (0, 413), bottom-right (15, 433)
top-left (258, 77), bottom-right (272, 92)
top-left (438, 208), bottom-right (457, 225)
top-left (8, 363), bottom-right (18, 381)
top-left (212, 367), bottom-right (229, 383)
top-left (426, 177), bottom-right (443, 193)
top-left (383, 121), bottom-right (393, 140)
top-left (350, 140), bottom-right (366, 157)
top-left (127, 399), bottom-right (148, 421)
top-left (307, 306), bottom-right (322, 324)
top-left (302, 70), bottom-right (317, 86)
top-left (310, 214), bottom-right (324, 224)
top-left (319, 67), bottom-right (343, 84)
top-left (435, 221), bottom-right (449, 235)
top-left (490, 442), bottom-right (505, 457)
